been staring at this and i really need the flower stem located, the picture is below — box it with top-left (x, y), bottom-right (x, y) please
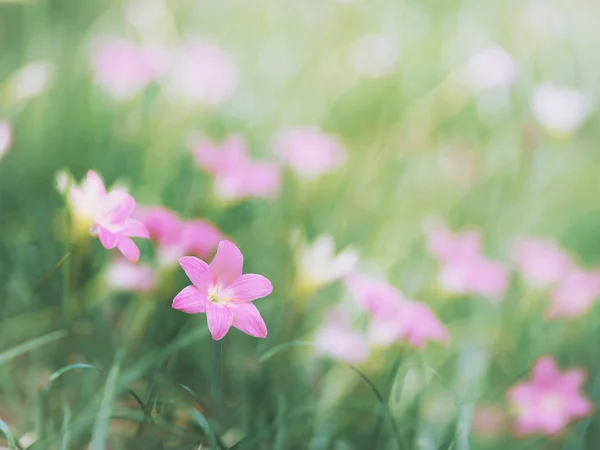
top-left (211, 339), bottom-right (223, 419)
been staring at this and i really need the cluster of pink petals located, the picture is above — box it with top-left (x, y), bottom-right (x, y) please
top-left (90, 36), bottom-right (167, 99)
top-left (507, 356), bottom-right (592, 436)
top-left (313, 311), bottom-right (370, 364)
top-left (345, 273), bottom-right (448, 348)
top-left (193, 135), bottom-right (281, 201)
top-left (172, 240), bottom-right (272, 340)
top-left (272, 127), bottom-right (347, 180)
top-left (427, 223), bottom-right (508, 301)
top-left (0, 121), bottom-right (12, 159)
top-left (70, 171), bottom-right (149, 262)
top-left (511, 237), bottom-right (600, 318)
top-left (136, 207), bottom-right (223, 265)
top-left (105, 257), bottom-right (156, 293)
top-left (168, 39), bottom-right (238, 105)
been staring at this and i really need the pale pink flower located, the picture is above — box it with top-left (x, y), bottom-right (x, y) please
top-left (465, 46), bottom-right (517, 91)
top-left (349, 35), bottom-right (398, 78)
top-left (472, 404), bottom-right (507, 438)
top-left (0, 121), bottom-right (12, 159)
top-left (105, 258), bottom-right (156, 292)
top-left (426, 223), bottom-right (508, 300)
top-left (9, 61), bottom-right (52, 101)
top-left (510, 238), bottom-right (573, 288)
top-left (507, 356), bottom-right (592, 436)
top-left (547, 269), bottom-right (600, 318)
top-left (168, 39), bottom-right (238, 105)
top-left (531, 84), bottom-right (590, 134)
top-left (193, 135), bottom-right (281, 201)
top-left (346, 273), bottom-right (448, 348)
top-left (137, 207), bottom-right (223, 265)
top-left (90, 36), bottom-right (167, 99)
top-left (273, 127), bottom-right (347, 180)
top-left (172, 240), bottom-right (272, 340)
top-left (313, 311), bottom-right (370, 364)
top-left (69, 171), bottom-right (149, 262)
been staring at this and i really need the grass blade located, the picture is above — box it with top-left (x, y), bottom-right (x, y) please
top-left (88, 349), bottom-right (124, 450)
top-left (258, 341), bottom-right (312, 363)
top-left (0, 417), bottom-right (23, 450)
top-left (0, 330), bottom-right (67, 366)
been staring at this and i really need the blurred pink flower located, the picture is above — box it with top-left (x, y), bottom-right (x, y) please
top-left (472, 404), bottom-right (507, 438)
top-left (510, 238), bottom-right (573, 288)
top-left (69, 171), bottom-right (149, 262)
top-left (426, 223), bottom-right (508, 300)
top-left (530, 84), bottom-right (590, 134)
top-left (313, 311), bottom-right (370, 364)
top-left (168, 39), bottom-right (238, 105)
top-left (172, 240), bottom-right (272, 340)
top-left (465, 46), bottom-right (517, 91)
top-left (346, 273), bottom-right (448, 348)
top-left (90, 36), bottom-right (167, 99)
top-left (273, 127), bottom-right (346, 180)
top-left (105, 257), bottom-right (156, 292)
top-left (507, 356), bottom-right (592, 436)
top-left (193, 135), bottom-right (281, 201)
top-left (137, 207), bottom-right (223, 265)
top-left (0, 121), bottom-right (12, 159)
top-left (547, 269), bottom-right (600, 318)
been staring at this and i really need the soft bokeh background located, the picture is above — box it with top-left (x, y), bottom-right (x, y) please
top-left (1, 0), bottom-right (600, 449)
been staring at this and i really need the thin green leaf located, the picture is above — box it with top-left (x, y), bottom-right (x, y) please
top-left (0, 330), bottom-right (67, 366)
top-left (0, 417), bottom-right (23, 450)
top-left (49, 364), bottom-right (101, 382)
top-left (88, 349), bottom-right (124, 450)
top-left (259, 341), bottom-right (313, 363)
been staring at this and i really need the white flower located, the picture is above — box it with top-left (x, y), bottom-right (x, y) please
top-left (465, 46), bottom-right (516, 91)
top-left (10, 61), bottom-right (52, 101)
top-left (0, 121), bottom-right (12, 159)
top-left (530, 84), bottom-right (590, 134)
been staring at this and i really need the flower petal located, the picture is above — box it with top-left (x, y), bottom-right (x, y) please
top-left (206, 302), bottom-right (234, 340)
top-left (98, 227), bottom-right (118, 249)
top-left (228, 274), bottom-right (273, 302)
top-left (209, 240), bottom-right (243, 286)
top-left (104, 190), bottom-right (136, 224)
top-left (229, 302), bottom-right (267, 338)
top-left (84, 171), bottom-right (107, 197)
top-left (172, 285), bottom-right (208, 314)
top-left (179, 256), bottom-right (212, 292)
top-left (117, 237), bottom-right (140, 262)
top-left (122, 219), bottom-right (150, 239)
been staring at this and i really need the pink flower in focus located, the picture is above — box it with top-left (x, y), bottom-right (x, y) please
top-left (0, 121), bottom-right (12, 159)
top-left (172, 240), bottom-right (272, 340)
top-left (547, 269), bottom-right (600, 318)
top-left (510, 238), bottom-right (573, 288)
top-left (137, 207), bottom-right (223, 265)
top-left (105, 258), bottom-right (156, 292)
top-left (193, 135), bottom-right (281, 201)
top-left (273, 127), bottom-right (347, 180)
top-left (313, 311), bottom-right (370, 364)
top-left (69, 171), bottom-right (149, 262)
top-left (472, 404), bottom-right (507, 438)
top-left (507, 356), bottom-right (592, 436)
top-left (90, 36), bottom-right (167, 99)
top-left (346, 273), bottom-right (448, 348)
top-left (168, 39), bottom-right (238, 105)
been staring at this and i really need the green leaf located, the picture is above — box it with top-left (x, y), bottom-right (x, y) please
top-left (259, 340), bottom-right (313, 363)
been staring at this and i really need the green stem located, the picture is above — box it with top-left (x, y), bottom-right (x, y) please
top-left (211, 339), bottom-right (223, 419)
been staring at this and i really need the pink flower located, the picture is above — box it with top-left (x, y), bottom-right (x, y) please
top-left (507, 356), bottom-right (592, 436)
top-left (0, 121), bottom-right (12, 159)
top-left (426, 223), bottom-right (508, 300)
top-left (90, 36), bottom-right (167, 99)
top-left (547, 269), bottom-right (600, 318)
top-left (69, 171), bottom-right (149, 262)
top-left (346, 273), bottom-right (448, 348)
top-left (273, 127), bottom-right (346, 180)
top-left (105, 258), bottom-right (156, 292)
top-left (137, 207), bottom-right (223, 265)
top-left (172, 240), bottom-right (272, 340)
top-left (168, 39), bottom-right (238, 105)
top-left (510, 238), bottom-right (573, 288)
top-left (193, 135), bottom-right (281, 201)
top-left (465, 46), bottom-right (517, 92)
top-left (313, 311), bottom-right (370, 364)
